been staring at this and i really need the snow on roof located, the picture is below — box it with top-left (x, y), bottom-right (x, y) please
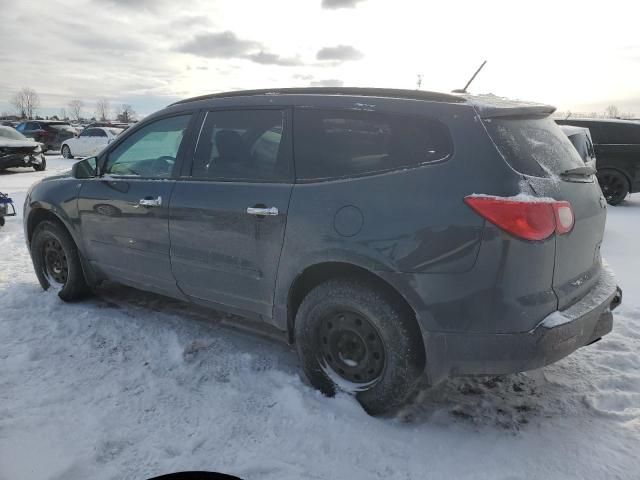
top-left (462, 93), bottom-right (556, 118)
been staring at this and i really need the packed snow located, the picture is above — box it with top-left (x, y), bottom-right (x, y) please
top-left (1, 157), bottom-right (639, 480)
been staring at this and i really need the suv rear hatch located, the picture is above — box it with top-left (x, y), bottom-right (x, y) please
top-left (481, 112), bottom-right (607, 310)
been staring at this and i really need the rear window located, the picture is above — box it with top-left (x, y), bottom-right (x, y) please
top-left (483, 117), bottom-right (584, 177)
top-left (294, 109), bottom-right (452, 181)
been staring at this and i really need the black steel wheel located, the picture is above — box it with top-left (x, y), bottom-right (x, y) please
top-left (31, 220), bottom-right (89, 301)
top-left (318, 309), bottom-right (385, 384)
top-left (295, 278), bottom-right (425, 416)
top-left (42, 236), bottom-right (68, 286)
top-left (597, 169), bottom-right (629, 206)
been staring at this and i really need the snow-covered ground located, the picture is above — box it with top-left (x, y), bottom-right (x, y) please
top-left (1, 157), bottom-right (639, 480)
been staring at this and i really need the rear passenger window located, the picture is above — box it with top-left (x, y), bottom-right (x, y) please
top-left (191, 109), bottom-right (290, 182)
top-left (294, 109), bottom-right (452, 181)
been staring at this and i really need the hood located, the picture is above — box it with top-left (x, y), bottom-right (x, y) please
top-left (0, 138), bottom-right (40, 148)
top-left (42, 170), bottom-right (73, 182)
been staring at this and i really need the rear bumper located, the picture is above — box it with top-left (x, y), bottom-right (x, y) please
top-left (423, 264), bottom-right (622, 384)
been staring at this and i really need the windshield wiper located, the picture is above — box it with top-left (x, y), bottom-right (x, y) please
top-left (560, 165), bottom-right (596, 178)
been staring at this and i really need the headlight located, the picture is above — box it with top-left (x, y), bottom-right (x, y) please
top-left (34, 144), bottom-right (42, 153)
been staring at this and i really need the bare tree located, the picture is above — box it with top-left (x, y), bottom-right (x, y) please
top-left (10, 87), bottom-right (41, 119)
top-left (605, 105), bottom-right (620, 119)
top-left (68, 99), bottom-right (84, 121)
top-left (60, 108), bottom-right (67, 120)
top-left (95, 98), bottom-right (111, 121)
top-left (116, 104), bottom-right (137, 123)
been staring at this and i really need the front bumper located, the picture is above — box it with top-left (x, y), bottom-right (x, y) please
top-left (0, 152), bottom-right (42, 169)
top-left (424, 264), bottom-right (622, 384)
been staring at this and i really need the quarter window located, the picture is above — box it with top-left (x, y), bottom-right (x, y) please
top-left (294, 109), bottom-right (452, 181)
top-left (191, 109), bottom-right (289, 181)
top-left (103, 115), bottom-right (191, 178)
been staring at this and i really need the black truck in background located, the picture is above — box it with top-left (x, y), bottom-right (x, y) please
top-left (556, 118), bottom-right (640, 205)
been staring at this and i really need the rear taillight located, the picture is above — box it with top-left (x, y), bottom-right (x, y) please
top-left (464, 196), bottom-right (574, 241)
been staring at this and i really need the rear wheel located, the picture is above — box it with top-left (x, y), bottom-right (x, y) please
top-left (61, 144), bottom-right (73, 159)
top-left (31, 220), bottom-right (89, 301)
top-left (294, 278), bottom-right (424, 415)
top-left (597, 169), bottom-right (629, 206)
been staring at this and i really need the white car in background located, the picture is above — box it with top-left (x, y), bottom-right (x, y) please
top-left (60, 127), bottom-right (122, 158)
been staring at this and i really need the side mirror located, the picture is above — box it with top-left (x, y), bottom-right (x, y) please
top-left (72, 157), bottom-right (97, 179)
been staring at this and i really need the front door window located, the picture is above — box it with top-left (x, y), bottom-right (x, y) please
top-left (104, 115), bottom-right (191, 178)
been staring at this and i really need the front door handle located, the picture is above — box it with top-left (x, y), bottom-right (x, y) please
top-left (246, 206), bottom-right (278, 216)
top-left (138, 196), bottom-right (162, 207)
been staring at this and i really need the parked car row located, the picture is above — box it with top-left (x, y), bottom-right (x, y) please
top-left (24, 87), bottom-right (622, 415)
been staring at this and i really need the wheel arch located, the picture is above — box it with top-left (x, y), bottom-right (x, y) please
top-left (27, 208), bottom-right (69, 245)
top-left (285, 262), bottom-right (424, 354)
top-left (26, 207), bottom-right (101, 286)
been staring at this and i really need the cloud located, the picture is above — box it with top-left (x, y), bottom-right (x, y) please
top-left (293, 74), bottom-right (314, 80)
top-left (178, 32), bottom-right (305, 67)
top-left (170, 16), bottom-right (212, 28)
top-left (245, 51), bottom-right (303, 66)
top-left (96, 0), bottom-right (167, 9)
top-left (316, 45), bottom-right (364, 61)
top-left (177, 31), bottom-right (260, 58)
top-left (321, 0), bottom-right (366, 9)
top-left (310, 79), bottom-right (344, 87)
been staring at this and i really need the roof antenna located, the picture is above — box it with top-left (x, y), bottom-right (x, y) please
top-left (416, 73), bottom-right (423, 90)
top-left (452, 60), bottom-right (487, 94)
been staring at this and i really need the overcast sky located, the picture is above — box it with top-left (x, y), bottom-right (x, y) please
top-left (1, 0), bottom-right (639, 119)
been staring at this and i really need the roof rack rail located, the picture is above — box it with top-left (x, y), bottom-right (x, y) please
top-left (170, 87), bottom-right (466, 106)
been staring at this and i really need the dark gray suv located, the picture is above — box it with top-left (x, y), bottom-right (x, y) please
top-left (24, 88), bottom-right (622, 414)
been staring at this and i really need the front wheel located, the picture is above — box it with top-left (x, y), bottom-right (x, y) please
top-left (597, 169), bottom-right (629, 206)
top-left (61, 144), bottom-right (73, 159)
top-left (33, 155), bottom-right (46, 171)
top-left (294, 278), bottom-right (424, 415)
top-left (31, 220), bottom-right (89, 301)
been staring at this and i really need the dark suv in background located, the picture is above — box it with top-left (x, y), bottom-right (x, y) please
top-left (556, 118), bottom-right (640, 205)
top-left (15, 120), bottom-right (77, 152)
top-left (24, 88), bottom-right (622, 414)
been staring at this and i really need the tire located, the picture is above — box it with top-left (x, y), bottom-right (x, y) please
top-left (597, 169), bottom-right (629, 206)
top-left (61, 144), bottom-right (73, 159)
top-left (294, 278), bottom-right (424, 416)
top-left (31, 220), bottom-right (89, 301)
top-left (33, 156), bottom-right (46, 171)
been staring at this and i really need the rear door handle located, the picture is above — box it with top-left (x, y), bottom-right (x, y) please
top-left (246, 206), bottom-right (278, 216)
top-left (137, 196), bottom-right (162, 207)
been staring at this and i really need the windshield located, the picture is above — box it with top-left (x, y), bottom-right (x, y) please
top-left (483, 117), bottom-right (584, 177)
top-left (0, 126), bottom-right (28, 141)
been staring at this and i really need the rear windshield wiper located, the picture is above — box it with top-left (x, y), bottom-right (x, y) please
top-left (560, 165), bottom-right (596, 178)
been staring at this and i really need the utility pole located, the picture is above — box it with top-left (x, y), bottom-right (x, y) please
top-left (416, 74), bottom-right (423, 90)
